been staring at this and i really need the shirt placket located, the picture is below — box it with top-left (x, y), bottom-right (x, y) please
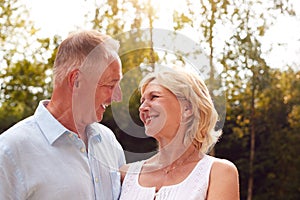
top-left (88, 134), bottom-right (104, 200)
top-left (67, 132), bottom-right (97, 199)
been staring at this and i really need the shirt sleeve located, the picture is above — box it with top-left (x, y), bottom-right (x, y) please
top-left (0, 142), bottom-right (26, 200)
top-left (117, 148), bottom-right (126, 170)
top-left (95, 123), bottom-right (126, 167)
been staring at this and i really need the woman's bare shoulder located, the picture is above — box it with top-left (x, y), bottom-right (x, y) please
top-left (120, 163), bottom-right (131, 173)
top-left (211, 157), bottom-right (238, 172)
top-left (120, 163), bottom-right (131, 183)
top-left (210, 157), bottom-right (239, 182)
top-left (119, 160), bottom-right (146, 183)
top-left (206, 157), bottom-right (240, 200)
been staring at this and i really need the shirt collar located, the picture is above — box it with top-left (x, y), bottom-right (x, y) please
top-left (86, 123), bottom-right (102, 142)
top-left (34, 100), bottom-right (69, 145)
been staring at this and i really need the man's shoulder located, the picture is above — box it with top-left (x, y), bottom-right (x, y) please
top-left (88, 123), bottom-right (118, 142)
top-left (89, 122), bottom-right (113, 133)
top-left (88, 123), bottom-right (125, 165)
top-left (0, 116), bottom-right (36, 141)
top-left (0, 116), bottom-right (38, 157)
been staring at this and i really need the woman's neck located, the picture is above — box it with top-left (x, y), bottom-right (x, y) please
top-left (156, 144), bottom-right (197, 167)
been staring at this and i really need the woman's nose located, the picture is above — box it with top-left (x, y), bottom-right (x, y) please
top-left (139, 99), bottom-right (150, 112)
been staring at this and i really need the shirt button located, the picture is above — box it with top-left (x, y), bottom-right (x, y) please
top-left (80, 147), bottom-right (86, 153)
top-left (95, 178), bottom-right (99, 183)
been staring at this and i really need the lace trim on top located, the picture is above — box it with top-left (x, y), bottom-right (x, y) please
top-left (120, 154), bottom-right (215, 200)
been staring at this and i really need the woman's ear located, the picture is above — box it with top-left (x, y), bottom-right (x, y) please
top-left (183, 106), bottom-right (192, 117)
top-left (69, 69), bottom-right (80, 89)
top-left (182, 102), bottom-right (193, 120)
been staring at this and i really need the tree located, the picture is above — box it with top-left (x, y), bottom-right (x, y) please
top-left (0, 0), bottom-right (59, 133)
top-left (0, 37), bottom-right (59, 133)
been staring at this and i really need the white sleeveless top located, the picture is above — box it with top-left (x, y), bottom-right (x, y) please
top-left (120, 154), bottom-right (215, 200)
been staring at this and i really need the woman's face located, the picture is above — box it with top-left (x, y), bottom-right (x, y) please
top-left (139, 80), bottom-right (182, 138)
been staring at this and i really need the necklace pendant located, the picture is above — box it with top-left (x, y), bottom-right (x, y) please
top-left (164, 166), bottom-right (175, 174)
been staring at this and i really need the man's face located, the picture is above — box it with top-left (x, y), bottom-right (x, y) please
top-left (94, 58), bottom-right (123, 122)
top-left (72, 57), bottom-right (122, 132)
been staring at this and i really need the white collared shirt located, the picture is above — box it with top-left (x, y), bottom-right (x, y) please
top-left (0, 100), bottom-right (125, 200)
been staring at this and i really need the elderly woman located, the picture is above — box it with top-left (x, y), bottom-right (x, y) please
top-left (120, 66), bottom-right (239, 200)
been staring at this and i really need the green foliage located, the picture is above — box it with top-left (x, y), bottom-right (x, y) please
top-left (174, 0), bottom-right (299, 199)
top-left (0, 36), bottom-right (57, 133)
top-left (0, 0), bottom-right (62, 133)
top-left (0, 60), bottom-right (47, 130)
top-left (218, 67), bottom-right (300, 200)
top-left (250, 69), bottom-right (300, 200)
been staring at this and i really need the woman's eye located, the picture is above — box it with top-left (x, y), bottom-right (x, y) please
top-left (151, 95), bottom-right (159, 100)
top-left (140, 95), bottom-right (159, 104)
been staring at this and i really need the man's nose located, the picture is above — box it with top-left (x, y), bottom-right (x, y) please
top-left (112, 85), bottom-right (122, 102)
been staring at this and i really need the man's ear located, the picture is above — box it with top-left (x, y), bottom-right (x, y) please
top-left (69, 69), bottom-right (80, 88)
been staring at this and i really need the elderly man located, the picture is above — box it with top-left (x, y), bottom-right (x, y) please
top-left (0, 30), bottom-right (125, 200)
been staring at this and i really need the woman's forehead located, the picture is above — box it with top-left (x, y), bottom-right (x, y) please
top-left (143, 80), bottom-right (176, 96)
top-left (143, 80), bottom-right (164, 91)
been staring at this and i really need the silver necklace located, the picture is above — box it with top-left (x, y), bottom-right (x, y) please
top-left (162, 148), bottom-right (196, 174)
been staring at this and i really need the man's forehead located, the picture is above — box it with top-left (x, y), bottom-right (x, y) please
top-left (98, 66), bottom-right (122, 83)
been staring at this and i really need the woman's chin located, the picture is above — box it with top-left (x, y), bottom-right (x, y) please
top-left (145, 128), bottom-right (159, 138)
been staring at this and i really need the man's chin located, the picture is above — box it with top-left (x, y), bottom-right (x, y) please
top-left (96, 115), bottom-right (103, 122)
top-left (76, 115), bottom-right (101, 126)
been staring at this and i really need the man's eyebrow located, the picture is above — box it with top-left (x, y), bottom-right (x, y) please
top-left (100, 79), bottom-right (120, 84)
top-left (111, 79), bottom-right (121, 82)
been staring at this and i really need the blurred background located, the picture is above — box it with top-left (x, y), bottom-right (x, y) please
top-left (0, 0), bottom-right (299, 199)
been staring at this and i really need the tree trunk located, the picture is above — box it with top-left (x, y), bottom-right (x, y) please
top-left (148, 0), bottom-right (155, 69)
top-left (247, 74), bottom-right (256, 200)
top-left (208, 0), bottom-right (216, 157)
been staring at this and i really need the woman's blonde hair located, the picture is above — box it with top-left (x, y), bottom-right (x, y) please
top-left (139, 66), bottom-right (222, 153)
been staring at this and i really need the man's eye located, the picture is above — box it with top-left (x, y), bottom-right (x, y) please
top-left (97, 82), bottom-right (115, 89)
top-left (105, 85), bottom-right (115, 89)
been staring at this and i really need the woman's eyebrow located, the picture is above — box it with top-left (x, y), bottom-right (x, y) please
top-left (140, 90), bottom-right (161, 101)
